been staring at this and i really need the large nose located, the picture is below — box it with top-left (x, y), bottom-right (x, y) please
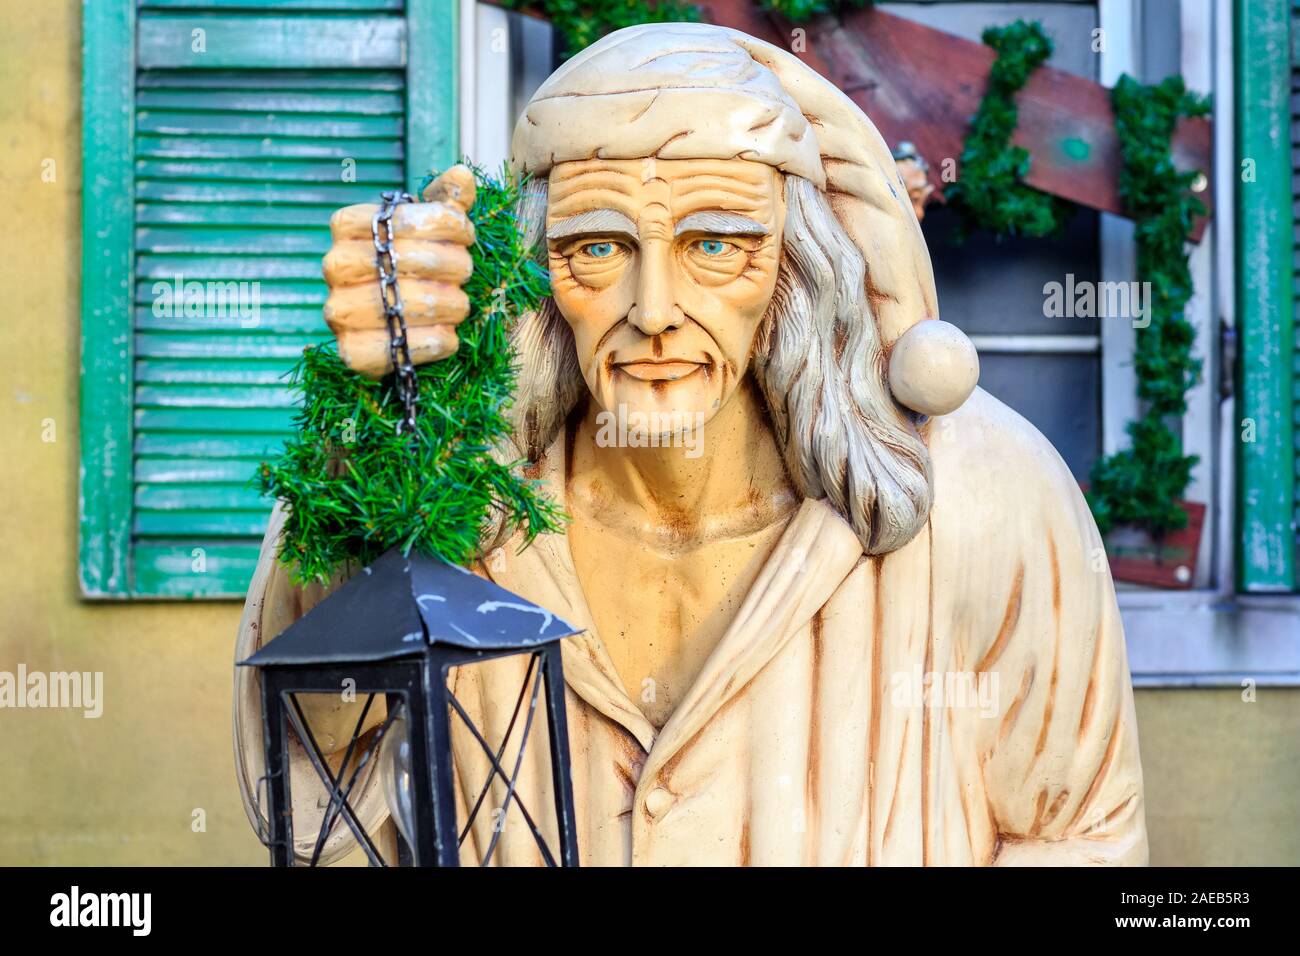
top-left (628, 238), bottom-right (683, 336)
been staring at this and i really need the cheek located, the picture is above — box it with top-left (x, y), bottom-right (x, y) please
top-left (682, 246), bottom-right (781, 370)
top-left (549, 255), bottom-right (634, 363)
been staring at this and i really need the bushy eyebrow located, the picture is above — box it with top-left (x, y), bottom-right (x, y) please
top-left (674, 211), bottom-right (769, 238)
top-left (546, 208), bottom-right (638, 241)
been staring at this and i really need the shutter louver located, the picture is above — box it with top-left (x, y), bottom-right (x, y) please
top-left (132, 1), bottom-right (411, 595)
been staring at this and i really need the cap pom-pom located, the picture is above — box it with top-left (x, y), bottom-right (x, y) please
top-left (887, 320), bottom-right (979, 417)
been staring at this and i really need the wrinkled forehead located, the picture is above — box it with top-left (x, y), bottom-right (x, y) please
top-left (545, 158), bottom-right (784, 225)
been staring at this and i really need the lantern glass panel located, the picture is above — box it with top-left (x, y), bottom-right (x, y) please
top-left (261, 648), bottom-right (575, 867)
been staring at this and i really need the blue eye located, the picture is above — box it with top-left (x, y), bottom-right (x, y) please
top-left (584, 242), bottom-right (616, 258)
top-left (697, 239), bottom-right (729, 256)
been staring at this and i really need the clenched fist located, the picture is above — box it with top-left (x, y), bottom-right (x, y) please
top-left (323, 165), bottom-right (478, 378)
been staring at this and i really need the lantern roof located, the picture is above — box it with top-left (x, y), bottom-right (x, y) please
top-left (240, 548), bottom-right (580, 668)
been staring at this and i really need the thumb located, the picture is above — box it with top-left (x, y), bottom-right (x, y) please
top-left (420, 163), bottom-right (476, 213)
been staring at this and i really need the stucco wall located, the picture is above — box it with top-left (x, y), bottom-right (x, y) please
top-left (0, 0), bottom-right (1294, 867)
top-left (1136, 688), bottom-right (1300, 865)
top-left (0, 0), bottom-right (262, 865)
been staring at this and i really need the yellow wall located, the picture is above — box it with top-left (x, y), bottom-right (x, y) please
top-left (0, 0), bottom-right (262, 865)
top-left (1137, 688), bottom-right (1300, 866)
top-left (0, 0), bottom-right (1294, 867)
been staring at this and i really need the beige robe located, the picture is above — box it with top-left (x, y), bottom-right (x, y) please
top-left (234, 388), bottom-right (1147, 866)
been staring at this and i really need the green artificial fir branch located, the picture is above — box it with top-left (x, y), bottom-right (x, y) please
top-left (258, 167), bottom-right (566, 585)
top-left (944, 19), bottom-right (1073, 240)
top-left (509, 0), bottom-right (877, 55)
top-left (496, 0), bottom-right (876, 57)
top-left (758, 0), bottom-right (873, 24)
top-left (501, 0), bottom-right (701, 58)
top-left (1086, 75), bottom-right (1210, 539)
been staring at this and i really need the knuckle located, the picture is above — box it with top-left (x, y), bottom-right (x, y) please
top-left (328, 207), bottom-right (353, 232)
top-left (321, 248), bottom-right (344, 281)
top-left (329, 203), bottom-right (378, 237)
top-left (323, 288), bottom-right (382, 332)
top-left (393, 241), bottom-right (473, 282)
top-left (448, 295), bottom-right (471, 321)
top-left (322, 243), bottom-right (379, 287)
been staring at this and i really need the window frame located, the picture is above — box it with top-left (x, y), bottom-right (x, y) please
top-left (1116, 0), bottom-right (1300, 686)
top-left (79, 0), bottom-right (135, 598)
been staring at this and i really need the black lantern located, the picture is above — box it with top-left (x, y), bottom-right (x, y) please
top-left (239, 547), bottom-right (581, 867)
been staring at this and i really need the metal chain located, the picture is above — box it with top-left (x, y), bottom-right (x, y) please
top-left (371, 189), bottom-right (420, 434)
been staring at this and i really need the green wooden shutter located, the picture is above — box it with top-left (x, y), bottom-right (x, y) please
top-left (1234, 0), bottom-right (1297, 592)
top-left (1292, 0), bottom-right (1300, 587)
top-left (80, 0), bottom-right (457, 598)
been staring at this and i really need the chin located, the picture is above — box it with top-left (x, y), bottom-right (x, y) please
top-left (592, 371), bottom-right (727, 441)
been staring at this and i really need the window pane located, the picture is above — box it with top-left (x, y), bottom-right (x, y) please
top-left (923, 205), bottom-right (1102, 336)
top-left (975, 352), bottom-right (1101, 481)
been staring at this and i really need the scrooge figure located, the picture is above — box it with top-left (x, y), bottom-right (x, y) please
top-left (235, 23), bottom-right (1146, 866)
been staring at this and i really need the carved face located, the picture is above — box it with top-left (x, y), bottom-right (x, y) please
top-left (545, 158), bottom-right (785, 430)
top-left (894, 158), bottom-right (935, 222)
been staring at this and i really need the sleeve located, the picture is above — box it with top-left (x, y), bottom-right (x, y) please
top-left (976, 463), bottom-right (1148, 866)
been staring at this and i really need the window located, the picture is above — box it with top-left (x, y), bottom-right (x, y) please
top-left (882, 1), bottom-right (1299, 683)
top-left (79, 0), bottom-right (459, 597)
top-left (886, 0), bottom-right (1219, 586)
top-left (889, 2), bottom-right (1106, 485)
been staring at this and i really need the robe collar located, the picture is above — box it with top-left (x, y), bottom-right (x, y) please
top-left (478, 431), bottom-right (865, 764)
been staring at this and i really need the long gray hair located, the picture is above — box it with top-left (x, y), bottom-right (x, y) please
top-left (502, 174), bottom-right (932, 555)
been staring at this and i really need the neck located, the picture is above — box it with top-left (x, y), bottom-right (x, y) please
top-left (568, 377), bottom-right (798, 548)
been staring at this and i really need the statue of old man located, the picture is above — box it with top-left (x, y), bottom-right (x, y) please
top-left (235, 23), bottom-right (1146, 866)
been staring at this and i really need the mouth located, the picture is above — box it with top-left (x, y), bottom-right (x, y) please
top-left (613, 360), bottom-right (704, 382)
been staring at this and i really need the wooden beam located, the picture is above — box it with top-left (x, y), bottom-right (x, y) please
top-left (694, 2), bottom-right (1213, 241)
top-left (482, 2), bottom-right (1213, 239)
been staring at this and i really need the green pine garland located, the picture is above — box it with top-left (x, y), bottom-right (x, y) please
top-left (758, 0), bottom-right (872, 23)
top-left (496, 0), bottom-right (881, 58)
top-left (257, 168), bottom-right (565, 585)
top-left (944, 20), bottom-right (1073, 240)
top-left (503, 0), bottom-right (701, 58)
top-left (1085, 75), bottom-right (1210, 539)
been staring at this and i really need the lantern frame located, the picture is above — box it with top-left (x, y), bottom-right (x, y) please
top-left (242, 548), bottom-right (581, 868)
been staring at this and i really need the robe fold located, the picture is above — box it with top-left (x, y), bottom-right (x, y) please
top-left (234, 388), bottom-right (1147, 866)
